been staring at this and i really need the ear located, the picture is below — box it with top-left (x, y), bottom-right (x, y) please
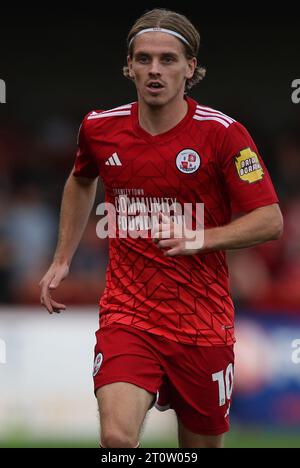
top-left (127, 55), bottom-right (135, 79)
top-left (186, 57), bottom-right (197, 80)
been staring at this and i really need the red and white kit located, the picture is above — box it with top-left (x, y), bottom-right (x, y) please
top-left (74, 96), bottom-right (278, 434)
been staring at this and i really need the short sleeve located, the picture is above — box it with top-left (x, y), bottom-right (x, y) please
top-left (73, 117), bottom-right (99, 179)
top-left (217, 121), bottom-right (279, 214)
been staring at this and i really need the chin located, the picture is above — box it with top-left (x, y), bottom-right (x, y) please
top-left (147, 99), bottom-right (165, 108)
top-left (143, 95), bottom-right (169, 108)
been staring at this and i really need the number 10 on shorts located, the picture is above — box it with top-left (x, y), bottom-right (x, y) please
top-left (212, 364), bottom-right (234, 406)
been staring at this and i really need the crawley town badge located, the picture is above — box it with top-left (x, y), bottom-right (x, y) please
top-left (235, 148), bottom-right (264, 183)
top-left (176, 149), bottom-right (201, 174)
top-left (93, 353), bottom-right (103, 377)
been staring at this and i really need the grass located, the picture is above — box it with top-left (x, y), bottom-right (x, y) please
top-left (1, 429), bottom-right (300, 448)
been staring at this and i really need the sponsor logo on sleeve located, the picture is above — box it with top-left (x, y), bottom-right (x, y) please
top-left (235, 148), bottom-right (264, 183)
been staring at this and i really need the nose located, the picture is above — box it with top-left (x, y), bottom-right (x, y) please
top-left (149, 58), bottom-right (161, 76)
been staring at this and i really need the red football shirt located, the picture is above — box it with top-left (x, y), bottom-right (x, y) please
top-left (73, 96), bottom-right (279, 346)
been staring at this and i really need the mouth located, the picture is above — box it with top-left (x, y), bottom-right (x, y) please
top-left (146, 82), bottom-right (165, 95)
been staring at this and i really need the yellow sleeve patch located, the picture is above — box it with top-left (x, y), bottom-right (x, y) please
top-left (235, 148), bottom-right (264, 184)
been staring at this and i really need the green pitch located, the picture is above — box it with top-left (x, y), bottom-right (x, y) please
top-left (1, 429), bottom-right (300, 448)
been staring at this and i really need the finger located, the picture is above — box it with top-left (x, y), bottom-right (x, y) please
top-left (153, 232), bottom-right (170, 243)
top-left (160, 214), bottom-right (174, 229)
top-left (153, 225), bottom-right (175, 240)
top-left (41, 293), bottom-right (66, 315)
top-left (164, 247), bottom-right (182, 257)
top-left (151, 219), bottom-right (163, 238)
top-left (151, 224), bottom-right (162, 240)
top-left (151, 214), bottom-right (173, 237)
top-left (40, 293), bottom-right (54, 314)
top-left (160, 212), bottom-right (171, 223)
top-left (153, 231), bottom-right (172, 242)
top-left (160, 216), bottom-right (176, 233)
top-left (50, 299), bottom-right (66, 313)
top-left (154, 212), bottom-right (172, 228)
top-left (51, 300), bottom-right (66, 309)
top-left (156, 239), bottom-right (178, 249)
top-left (41, 277), bottom-right (57, 313)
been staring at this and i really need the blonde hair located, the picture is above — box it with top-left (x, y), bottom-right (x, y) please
top-left (123, 8), bottom-right (206, 91)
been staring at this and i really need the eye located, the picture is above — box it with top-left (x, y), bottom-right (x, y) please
top-left (162, 56), bottom-right (175, 64)
top-left (137, 55), bottom-right (149, 64)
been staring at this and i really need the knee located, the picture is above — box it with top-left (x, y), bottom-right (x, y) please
top-left (202, 439), bottom-right (223, 449)
top-left (101, 429), bottom-right (139, 448)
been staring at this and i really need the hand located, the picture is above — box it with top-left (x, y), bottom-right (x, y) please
top-left (151, 212), bottom-right (203, 257)
top-left (39, 263), bottom-right (69, 314)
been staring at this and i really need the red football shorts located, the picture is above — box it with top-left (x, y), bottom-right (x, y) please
top-left (93, 323), bottom-right (235, 436)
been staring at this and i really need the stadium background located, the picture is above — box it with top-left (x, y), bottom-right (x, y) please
top-left (0, 2), bottom-right (300, 448)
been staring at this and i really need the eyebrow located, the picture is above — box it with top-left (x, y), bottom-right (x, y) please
top-left (134, 51), bottom-right (179, 58)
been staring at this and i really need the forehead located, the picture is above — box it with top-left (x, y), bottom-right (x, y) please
top-left (132, 32), bottom-right (185, 56)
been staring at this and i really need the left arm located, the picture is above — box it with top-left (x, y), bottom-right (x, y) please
top-left (152, 204), bottom-right (284, 257)
top-left (203, 203), bottom-right (283, 252)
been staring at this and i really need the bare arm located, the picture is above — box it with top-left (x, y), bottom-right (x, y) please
top-left (203, 203), bottom-right (284, 252)
top-left (39, 169), bottom-right (98, 313)
top-left (153, 204), bottom-right (284, 256)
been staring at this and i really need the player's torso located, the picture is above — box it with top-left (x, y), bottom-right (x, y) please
top-left (86, 99), bottom-right (236, 346)
top-left (86, 99), bottom-right (232, 229)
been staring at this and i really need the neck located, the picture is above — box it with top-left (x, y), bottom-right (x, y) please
top-left (138, 95), bottom-right (188, 136)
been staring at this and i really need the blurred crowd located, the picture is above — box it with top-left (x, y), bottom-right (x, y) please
top-left (0, 114), bottom-right (108, 307)
top-left (0, 112), bottom-right (300, 313)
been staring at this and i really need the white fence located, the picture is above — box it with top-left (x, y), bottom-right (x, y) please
top-left (0, 307), bottom-right (176, 442)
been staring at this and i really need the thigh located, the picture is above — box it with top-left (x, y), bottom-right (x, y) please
top-left (93, 324), bottom-right (164, 431)
top-left (177, 418), bottom-right (225, 448)
top-left (159, 343), bottom-right (235, 438)
top-left (97, 382), bottom-right (154, 436)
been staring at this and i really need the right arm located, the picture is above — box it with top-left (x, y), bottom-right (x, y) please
top-left (39, 169), bottom-right (98, 314)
